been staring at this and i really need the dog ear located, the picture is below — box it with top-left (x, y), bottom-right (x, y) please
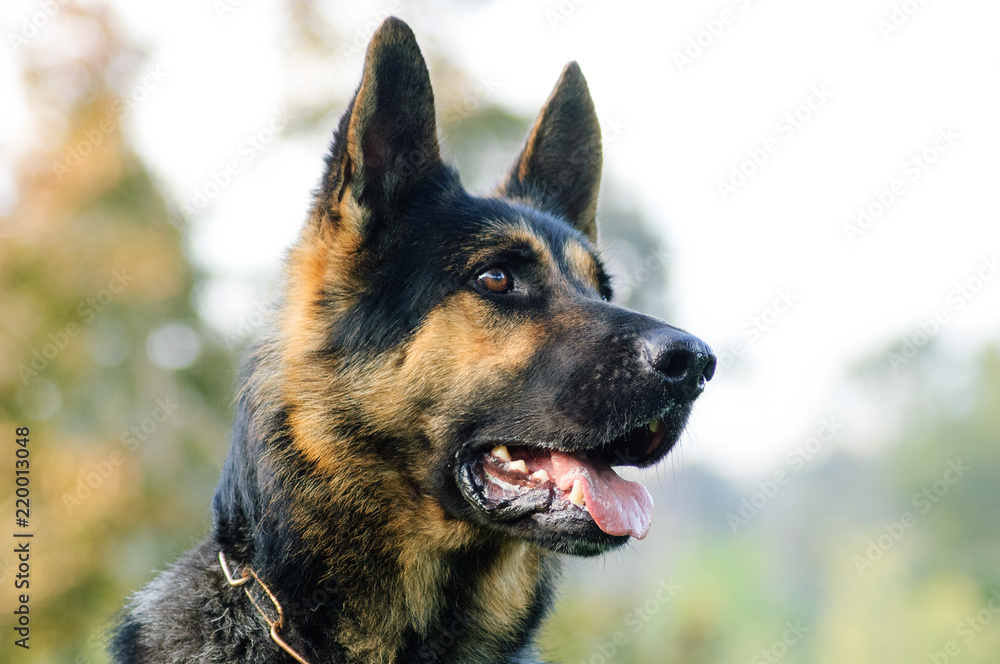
top-left (321, 17), bottom-right (441, 237)
top-left (500, 62), bottom-right (603, 242)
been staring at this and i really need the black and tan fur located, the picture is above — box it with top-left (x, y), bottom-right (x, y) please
top-left (110, 17), bottom-right (714, 664)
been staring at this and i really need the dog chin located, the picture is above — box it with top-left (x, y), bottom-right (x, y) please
top-left (523, 514), bottom-right (630, 557)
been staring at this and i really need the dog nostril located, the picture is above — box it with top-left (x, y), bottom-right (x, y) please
top-left (651, 341), bottom-right (716, 395)
top-left (656, 350), bottom-right (692, 381)
top-left (702, 356), bottom-right (717, 383)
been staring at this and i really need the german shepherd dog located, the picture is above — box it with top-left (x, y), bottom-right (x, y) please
top-left (111, 17), bottom-right (714, 664)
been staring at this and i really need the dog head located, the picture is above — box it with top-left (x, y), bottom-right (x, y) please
top-left (272, 17), bottom-right (714, 558)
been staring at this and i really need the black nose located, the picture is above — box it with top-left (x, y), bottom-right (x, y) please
top-left (648, 329), bottom-right (716, 399)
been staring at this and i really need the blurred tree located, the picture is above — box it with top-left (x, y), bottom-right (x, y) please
top-left (881, 347), bottom-right (1000, 586)
top-left (0, 6), bottom-right (234, 662)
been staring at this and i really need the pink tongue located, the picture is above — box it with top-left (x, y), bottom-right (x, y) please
top-left (549, 451), bottom-right (653, 539)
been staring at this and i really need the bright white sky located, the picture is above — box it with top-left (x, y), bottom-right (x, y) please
top-left (4, 0), bottom-right (1000, 478)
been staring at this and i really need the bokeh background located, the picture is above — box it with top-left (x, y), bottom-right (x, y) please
top-left (2, 1), bottom-right (999, 663)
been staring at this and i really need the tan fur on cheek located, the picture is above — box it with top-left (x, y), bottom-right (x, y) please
top-left (400, 292), bottom-right (542, 403)
top-left (279, 201), bottom-right (366, 359)
top-left (297, 291), bottom-right (544, 477)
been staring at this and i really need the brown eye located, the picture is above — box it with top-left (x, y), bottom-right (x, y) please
top-left (476, 267), bottom-right (511, 294)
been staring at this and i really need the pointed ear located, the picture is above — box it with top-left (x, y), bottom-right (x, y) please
top-left (500, 62), bottom-right (603, 241)
top-left (321, 17), bottom-right (440, 233)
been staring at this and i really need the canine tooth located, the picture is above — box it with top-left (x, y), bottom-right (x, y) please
top-left (509, 459), bottom-right (528, 474)
top-left (568, 478), bottom-right (585, 507)
top-left (491, 445), bottom-right (512, 462)
top-left (531, 469), bottom-right (551, 482)
top-left (649, 419), bottom-right (661, 433)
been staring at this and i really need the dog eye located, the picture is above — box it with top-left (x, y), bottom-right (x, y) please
top-left (476, 267), bottom-right (512, 294)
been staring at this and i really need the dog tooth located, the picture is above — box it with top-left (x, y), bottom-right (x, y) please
top-left (568, 478), bottom-right (585, 507)
top-left (491, 445), bottom-right (512, 462)
top-left (509, 459), bottom-right (528, 474)
top-left (531, 469), bottom-right (551, 482)
top-left (649, 419), bottom-right (661, 433)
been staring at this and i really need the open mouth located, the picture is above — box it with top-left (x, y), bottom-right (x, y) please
top-left (457, 417), bottom-right (672, 543)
